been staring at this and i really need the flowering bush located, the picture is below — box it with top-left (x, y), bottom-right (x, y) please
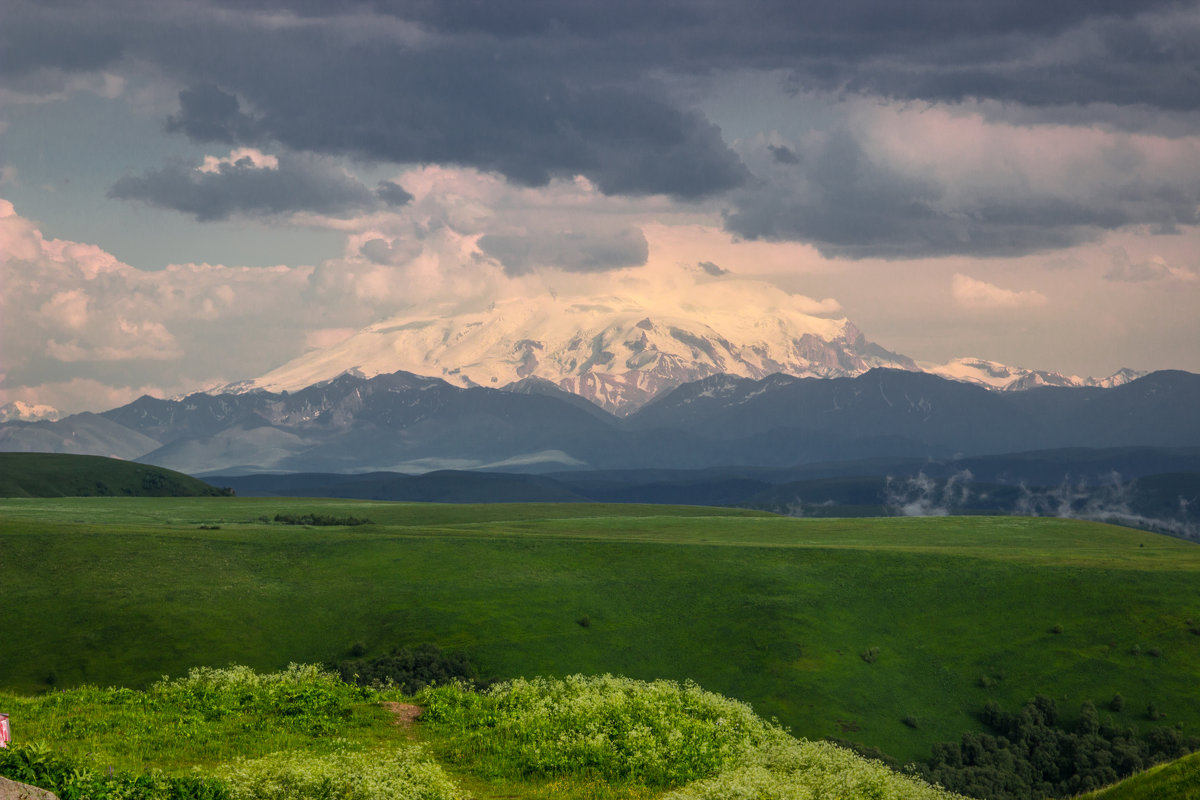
top-left (419, 674), bottom-right (964, 798)
top-left (663, 739), bottom-right (962, 800)
top-left (149, 664), bottom-right (372, 734)
top-left (217, 745), bottom-right (460, 800)
top-left (419, 674), bottom-right (784, 785)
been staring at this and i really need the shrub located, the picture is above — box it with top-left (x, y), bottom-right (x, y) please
top-left (217, 745), bottom-right (460, 800)
top-left (903, 715), bottom-right (921, 729)
top-left (419, 676), bottom-right (960, 797)
top-left (824, 738), bottom-right (900, 771)
top-left (1110, 693), bottom-right (1125, 712)
top-left (151, 664), bottom-right (372, 734)
top-left (418, 674), bottom-right (783, 786)
top-left (664, 739), bottom-right (960, 800)
top-left (338, 644), bottom-right (479, 694)
top-left (860, 647), bottom-right (880, 664)
top-left (273, 513), bottom-right (371, 527)
top-left (0, 743), bottom-right (230, 800)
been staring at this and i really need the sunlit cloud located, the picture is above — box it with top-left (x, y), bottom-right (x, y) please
top-left (197, 147), bottom-right (279, 174)
top-left (952, 274), bottom-right (1048, 309)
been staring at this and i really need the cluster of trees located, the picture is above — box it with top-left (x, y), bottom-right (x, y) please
top-left (920, 696), bottom-right (1197, 799)
top-left (336, 643), bottom-right (481, 694)
top-left (272, 512), bottom-right (371, 526)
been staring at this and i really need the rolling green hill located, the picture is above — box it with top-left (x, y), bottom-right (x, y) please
top-left (1080, 750), bottom-right (1200, 799)
top-left (2, 497), bottom-right (1198, 768)
top-left (0, 665), bottom-right (965, 800)
top-left (0, 452), bottom-right (231, 498)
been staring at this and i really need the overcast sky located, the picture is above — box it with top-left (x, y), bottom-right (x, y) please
top-left (2, 0), bottom-right (1199, 413)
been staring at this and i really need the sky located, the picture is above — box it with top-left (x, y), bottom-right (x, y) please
top-left (2, 0), bottom-right (1199, 414)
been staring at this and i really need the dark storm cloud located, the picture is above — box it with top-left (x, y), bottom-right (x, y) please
top-left (724, 131), bottom-right (1200, 260)
top-left (6, 0), bottom-right (1200, 256)
top-left (768, 145), bottom-right (800, 165)
top-left (698, 261), bottom-right (729, 276)
top-left (8, 1), bottom-right (1198, 104)
top-left (159, 68), bottom-right (748, 199)
top-left (376, 181), bottom-right (414, 207)
top-left (0, 2), bottom-right (125, 77)
top-left (108, 154), bottom-right (381, 221)
top-left (7, 1), bottom-right (1194, 172)
top-left (164, 84), bottom-right (262, 143)
top-left (385, 0), bottom-right (1199, 111)
top-left (359, 236), bottom-right (421, 265)
top-left (478, 227), bottom-right (650, 274)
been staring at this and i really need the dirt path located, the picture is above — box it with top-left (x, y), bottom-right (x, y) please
top-left (380, 701), bottom-right (423, 729)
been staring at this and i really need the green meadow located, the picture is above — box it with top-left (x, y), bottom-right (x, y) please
top-left (1080, 750), bottom-right (1200, 800)
top-left (2, 497), bottom-right (1199, 769)
top-left (0, 453), bottom-right (230, 498)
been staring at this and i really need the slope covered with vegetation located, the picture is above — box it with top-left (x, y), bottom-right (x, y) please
top-left (0, 665), bottom-right (961, 800)
top-left (1079, 750), bottom-right (1200, 799)
top-left (2, 497), bottom-right (1199, 773)
top-left (0, 453), bottom-right (231, 498)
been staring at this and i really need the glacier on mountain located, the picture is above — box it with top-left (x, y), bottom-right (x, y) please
top-left (240, 290), bottom-right (917, 415)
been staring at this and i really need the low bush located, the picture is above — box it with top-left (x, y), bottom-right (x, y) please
top-left (0, 743), bottom-right (228, 800)
top-left (152, 664), bottom-right (373, 734)
top-left (337, 644), bottom-right (479, 694)
top-left (216, 745), bottom-right (460, 800)
top-left (418, 674), bottom-right (962, 798)
top-left (418, 674), bottom-right (780, 786)
top-left (664, 739), bottom-right (960, 800)
top-left (273, 513), bottom-right (371, 527)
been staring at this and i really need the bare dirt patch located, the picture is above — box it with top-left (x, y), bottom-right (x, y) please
top-left (381, 701), bottom-right (423, 728)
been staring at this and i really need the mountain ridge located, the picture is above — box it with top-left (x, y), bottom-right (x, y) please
top-left (1, 367), bottom-right (1196, 477)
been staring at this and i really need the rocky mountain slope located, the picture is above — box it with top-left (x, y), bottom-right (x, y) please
top-left (3, 368), bottom-right (1198, 476)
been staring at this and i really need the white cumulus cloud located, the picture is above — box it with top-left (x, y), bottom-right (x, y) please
top-left (952, 274), bottom-right (1048, 309)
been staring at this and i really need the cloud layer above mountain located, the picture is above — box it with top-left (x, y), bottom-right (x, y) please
top-left (6, 0), bottom-right (1200, 255)
top-left (1, 0), bottom-right (1199, 412)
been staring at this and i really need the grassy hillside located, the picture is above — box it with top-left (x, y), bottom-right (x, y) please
top-left (0, 666), bottom-right (963, 800)
top-left (2, 498), bottom-right (1199, 766)
top-left (0, 452), bottom-right (230, 498)
top-left (1080, 750), bottom-right (1200, 799)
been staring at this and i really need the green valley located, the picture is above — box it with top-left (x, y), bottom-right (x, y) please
top-left (3, 497), bottom-right (1198, 772)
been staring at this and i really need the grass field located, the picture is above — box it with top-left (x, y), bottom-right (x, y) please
top-left (3, 497), bottom-right (1199, 766)
top-left (1080, 750), bottom-right (1200, 799)
top-left (0, 666), bottom-right (965, 800)
top-left (0, 453), bottom-right (228, 498)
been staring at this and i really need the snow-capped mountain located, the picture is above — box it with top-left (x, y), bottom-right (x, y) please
top-left (240, 291), bottom-right (918, 415)
top-left (923, 358), bottom-right (1144, 392)
top-left (0, 401), bottom-right (62, 422)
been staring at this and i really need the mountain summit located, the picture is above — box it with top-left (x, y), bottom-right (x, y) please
top-left (922, 357), bottom-right (1143, 391)
top-left (241, 291), bottom-right (917, 415)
